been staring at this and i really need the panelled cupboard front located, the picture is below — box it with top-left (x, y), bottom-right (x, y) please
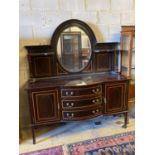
top-left (29, 82), bottom-right (128, 124)
top-left (27, 77), bottom-right (129, 144)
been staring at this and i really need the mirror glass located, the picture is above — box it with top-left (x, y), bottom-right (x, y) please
top-left (57, 26), bottom-right (92, 72)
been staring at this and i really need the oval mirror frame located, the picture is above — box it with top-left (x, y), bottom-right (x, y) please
top-left (51, 19), bottom-right (97, 73)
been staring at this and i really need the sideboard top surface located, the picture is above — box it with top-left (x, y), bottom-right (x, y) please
top-left (27, 72), bottom-right (129, 90)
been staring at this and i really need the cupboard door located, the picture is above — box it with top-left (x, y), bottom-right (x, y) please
top-left (31, 90), bottom-right (60, 123)
top-left (105, 82), bottom-right (128, 113)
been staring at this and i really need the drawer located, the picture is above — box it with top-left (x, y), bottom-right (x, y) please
top-left (61, 85), bottom-right (102, 97)
top-left (62, 96), bottom-right (102, 109)
top-left (62, 106), bottom-right (102, 120)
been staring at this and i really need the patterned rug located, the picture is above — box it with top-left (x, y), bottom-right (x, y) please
top-left (20, 145), bottom-right (64, 155)
top-left (68, 131), bottom-right (135, 155)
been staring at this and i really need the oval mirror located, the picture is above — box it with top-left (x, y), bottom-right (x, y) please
top-left (51, 19), bottom-right (97, 73)
top-left (57, 26), bottom-right (92, 72)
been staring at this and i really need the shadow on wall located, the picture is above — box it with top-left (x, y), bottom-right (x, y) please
top-left (86, 22), bottom-right (105, 42)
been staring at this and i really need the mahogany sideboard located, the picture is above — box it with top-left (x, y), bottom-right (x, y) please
top-left (25, 19), bottom-right (130, 144)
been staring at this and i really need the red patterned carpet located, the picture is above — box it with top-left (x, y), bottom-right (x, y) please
top-left (20, 145), bottom-right (63, 155)
top-left (68, 131), bottom-right (135, 155)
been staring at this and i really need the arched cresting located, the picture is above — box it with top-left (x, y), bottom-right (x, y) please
top-left (51, 19), bottom-right (97, 73)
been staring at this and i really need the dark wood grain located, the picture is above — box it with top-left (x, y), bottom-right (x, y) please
top-left (24, 19), bottom-right (130, 144)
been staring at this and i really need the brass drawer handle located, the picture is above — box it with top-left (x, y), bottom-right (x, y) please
top-left (92, 98), bottom-right (100, 104)
top-left (65, 102), bottom-right (74, 107)
top-left (70, 91), bottom-right (74, 95)
top-left (66, 113), bottom-right (70, 117)
top-left (92, 100), bottom-right (95, 103)
top-left (96, 88), bottom-right (99, 92)
top-left (66, 113), bottom-right (74, 118)
top-left (92, 88), bottom-right (100, 94)
top-left (92, 109), bottom-right (99, 114)
top-left (65, 92), bottom-right (69, 95)
top-left (92, 89), bottom-right (95, 93)
top-left (65, 91), bottom-right (74, 96)
top-left (92, 110), bottom-right (96, 113)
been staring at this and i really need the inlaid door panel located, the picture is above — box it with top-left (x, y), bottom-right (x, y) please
top-left (31, 90), bottom-right (60, 123)
top-left (105, 82), bottom-right (128, 113)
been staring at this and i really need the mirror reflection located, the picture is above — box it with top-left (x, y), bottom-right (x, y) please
top-left (57, 26), bottom-right (92, 72)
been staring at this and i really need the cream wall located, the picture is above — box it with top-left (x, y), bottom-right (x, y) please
top-left (19, 0), bottom-right (135, 129)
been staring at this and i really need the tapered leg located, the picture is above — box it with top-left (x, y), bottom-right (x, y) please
top-left (122, 112), bottom-right (128, 128)
top-left (32, 127), bottom-right (36, 144)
